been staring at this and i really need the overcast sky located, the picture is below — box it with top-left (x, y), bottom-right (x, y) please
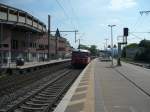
top-left (0, 0), bottom-right (150, 49)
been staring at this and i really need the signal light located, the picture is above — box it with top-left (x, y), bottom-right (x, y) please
top-left (123, 28), bottom-right (128, 36)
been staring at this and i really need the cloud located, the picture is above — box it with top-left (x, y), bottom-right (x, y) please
top-left (108, 0), bottom-right (137, 11)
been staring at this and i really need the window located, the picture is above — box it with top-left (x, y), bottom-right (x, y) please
top-left (3, 44), bottom-right (9, 48)
top-left (30, 43), bottom-right (32, 47)
top-left (45, 45), bottom-right (48, 49)
top-left (11, 40), bottom-right (18, 49)
top-left (33, 43), bottom-right (36, 48)
top-left (0, 44), bottom-right (9, 48)
top-left (21, 41), bottom-right (26, 47)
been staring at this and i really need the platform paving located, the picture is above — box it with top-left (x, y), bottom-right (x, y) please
top-left (54, 60), bottom-right (95, 112)
top-left (55, 58), bottom-right (150, 112)
top-left (94, 59), bottom-right (150, 112)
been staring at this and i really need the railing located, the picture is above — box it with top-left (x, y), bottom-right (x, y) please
top-left (0, 3), bottom-right (46, 33)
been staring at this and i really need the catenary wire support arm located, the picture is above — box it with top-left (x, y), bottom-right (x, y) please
top-left (140, 11), bottom-right (150, 16)
top-left (50, 30), bottom-right (78, 43)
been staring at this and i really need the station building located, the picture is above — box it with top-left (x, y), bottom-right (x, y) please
top-left (0, 3), bottom-right (71, 64)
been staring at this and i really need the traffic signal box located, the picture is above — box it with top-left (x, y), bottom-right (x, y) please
top-left (123, 28), bottom-right (128, 36)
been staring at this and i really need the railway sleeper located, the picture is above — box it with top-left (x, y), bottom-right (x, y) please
top-left (46, 87), bottom-right (62, 90)
top-left (43, 89), bottom-right (60, 92)
top-left (0, 109), bottom-right (6, 112)
top-left (25, 101), bottom-right (49, 107)
top-left (40, 91), bottom-right (53, 95)
top-left (30, 98), bottom-right (53, 103)
top-left (34, 96), bottom-right (54, 100)
top-left (20, 104), bottom-right (45, 111)
top-left (41, 91), bottom-right (62, 97)
top-left (14, 108), bottom-right (37, 112)
top-left (23, 102), bottom-right (48, 108)
top-left (39, 94), bottom-right (58, 99)
top-left (38, 93), bottom-right (56, 97)
top-left (42, 91), bottom-right (59, 94)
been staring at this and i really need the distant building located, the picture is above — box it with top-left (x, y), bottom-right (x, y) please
top-left (65, 41), bottom-right (72, 56)
top-left (0, 3), bottom-right (72, 64)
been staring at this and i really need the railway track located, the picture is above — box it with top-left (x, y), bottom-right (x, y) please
top-left (0, 63), bottom-right (70, 97)
top-left (0, 69), bottom-right (81, 112)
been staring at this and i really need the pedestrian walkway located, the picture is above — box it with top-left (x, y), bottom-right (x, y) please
top-left (55, 58), bottom-right (150, 112)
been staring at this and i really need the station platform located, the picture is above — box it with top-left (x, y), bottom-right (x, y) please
top-left (54, 58), bottom-right (150, 112)
top-left (0, 59), bottom-right (70, 75)
top-left (1, 59), bottom-right (70, 69)
top-left (54, 58), bottom-right (95, 112)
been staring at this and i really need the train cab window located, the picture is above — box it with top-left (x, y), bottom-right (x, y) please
top-left (72, 52), bottom-right (89, 58)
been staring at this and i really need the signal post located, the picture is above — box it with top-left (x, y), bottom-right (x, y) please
top-left (117, 28), bottom-right (128, 66)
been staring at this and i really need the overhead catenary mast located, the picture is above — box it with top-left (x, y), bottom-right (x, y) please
top-left (105, 38), bottom-right (108, 50)
top-left (48, 15), bottom-right (51, 60)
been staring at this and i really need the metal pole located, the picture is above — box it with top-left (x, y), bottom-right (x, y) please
top-left (108, 25), bottom-right (116, 66)
top-left (8, 24), bottom-right (11, 68)
top-left (105, 38), bottom-right (108, 53)
top-left (75, 31), bottom-right (77, 43)
top-left (125, 36), bottom-right (127, 58)
top-left (79, 39), bottom-right (80, 49)
top-left (105, 38), bottom-right (108, 50)
top-left (55, 35), bottom-right (58, 59)
top-left (117, 43), bottom-right (121, 66)
top-left (103, 43), bottom-right (105, 50)
top-left (27, 32), bottom-right (31, 62)
top-left (0, 23), bottom-right (3, 66)
top-left (48, 15), bottom-right (51, 61)
top-left (111, 26), bottom-right (113, 65)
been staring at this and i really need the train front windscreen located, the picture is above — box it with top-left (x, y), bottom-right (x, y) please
top-left (72, 52), bottom-right (89, 58)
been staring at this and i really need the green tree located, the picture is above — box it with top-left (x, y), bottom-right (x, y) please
top-left (135, 39), bottom-right (150, 62)
top-left (89, 45), bottom-right (97, 56)
top-left (126, 43), bottom-right (138, 48)
top-left (122, 43), bottom-right (138, 58)
top-left (139, 39), bottom-right (150, 48)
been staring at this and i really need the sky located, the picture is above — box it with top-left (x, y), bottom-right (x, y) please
top-left (0, 0), bottom-right (150, 49)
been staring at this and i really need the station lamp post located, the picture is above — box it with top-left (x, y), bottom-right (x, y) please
top-left (108, 24), bottom-right (116, 66)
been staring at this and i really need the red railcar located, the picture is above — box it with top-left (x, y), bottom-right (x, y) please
top-left (71, 49), bottom-right (91, 67)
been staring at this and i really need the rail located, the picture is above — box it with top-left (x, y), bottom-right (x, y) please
top-left (0, 69), bottom-right (80, 112)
